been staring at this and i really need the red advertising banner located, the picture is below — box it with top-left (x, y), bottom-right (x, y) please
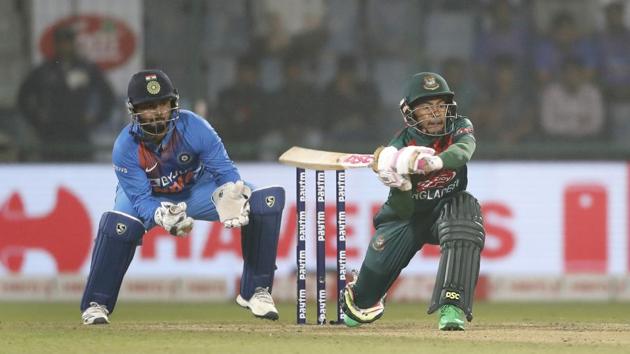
top-left (0, 162), bottom-right (628, 300)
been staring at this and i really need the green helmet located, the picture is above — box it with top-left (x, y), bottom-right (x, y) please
top-left (399, 72), bottom-right (457, 136)
top-left (401, 72), bottom-right (454, 105)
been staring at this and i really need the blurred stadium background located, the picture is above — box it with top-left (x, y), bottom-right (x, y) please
top-left (2, 0), bottom-right (630, 309)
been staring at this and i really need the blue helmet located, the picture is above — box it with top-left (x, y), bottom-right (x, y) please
top-left (127, 69), bottom-right (180, 138)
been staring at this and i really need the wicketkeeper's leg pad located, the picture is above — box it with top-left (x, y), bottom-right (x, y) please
top-left (427, 192), bottom-right (485, 321)
top-left (80, 211), bottom-right (145, 314)
top-left (239, 186), bottom-right (285, 299)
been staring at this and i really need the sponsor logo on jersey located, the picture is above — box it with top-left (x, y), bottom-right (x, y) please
top-left (113, 164), bottom-right (128, 174)
top-left (412, 170), bottom-right (460, 200)
top-left (148, 166), bottom-right (202, 193)
top-left (455, 127), bottom-right (474, 136)
top-left (145, 162), bottom-right (158, 173)
top-left (416, 170), bottom-right (457, 191)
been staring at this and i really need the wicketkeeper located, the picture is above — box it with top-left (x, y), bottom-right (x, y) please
top-left (80, 70), bottom-right (285, 324)
top-left (340, 72), bottom-right (485, 330)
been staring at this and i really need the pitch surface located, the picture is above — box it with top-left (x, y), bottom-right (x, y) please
top-left (1, 302), bottom-right (629, 353)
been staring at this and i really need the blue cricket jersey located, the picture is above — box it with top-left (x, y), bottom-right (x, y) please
top-left (112, 109), bottom-right (241, 223)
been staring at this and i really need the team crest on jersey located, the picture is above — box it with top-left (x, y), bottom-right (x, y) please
top-left (178, 153), bottom-right (192, 164)
top-left (265, 196), bottom-right (276, 207)
top-left (116, 223), bottom-right (127, 235)
top-left (455, 127), bottom-right (474, 136)
top-left (147, 80), bottom-right (161, 95)
top-left (416, 170), bottom-right (456, 191)
top-left (371, 235), bottom-right (386, 252)
top-left (423, 75), bottom-right (439, 90)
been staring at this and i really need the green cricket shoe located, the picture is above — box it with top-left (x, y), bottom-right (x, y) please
top-left (438, 304), bottom-right (465, 331)
top-left (343, 315), bottom-right (362, 328)
top-left (339, 270), bottom-right (385, 328)
top-left (340, 283), bottom-right (384, 327)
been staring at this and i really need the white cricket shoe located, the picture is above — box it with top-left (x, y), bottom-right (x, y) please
top-left (236, 287), bottom-right (279, 320)
top-left (82, 302), bottom-right (110, 325)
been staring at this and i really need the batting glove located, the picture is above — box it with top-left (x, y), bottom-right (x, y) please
top-left (373, 146), bottom-right (398, 171)
top-left (394, 146), bottom-right (436, 175)
top-left (415, 155), bottom-right (444, 174)
top-left (372, 146), bottom-right (411, 191)
top-left (376, 169), bottom-right (412, 191)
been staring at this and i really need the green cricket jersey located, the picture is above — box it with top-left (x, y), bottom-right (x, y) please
top-left (383, 116), bottom-right (476, 218)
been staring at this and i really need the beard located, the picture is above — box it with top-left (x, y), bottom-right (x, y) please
top-left (141, 120), bottom-right (168, 136)
top-left (152, 122), bottom-right (167, 134)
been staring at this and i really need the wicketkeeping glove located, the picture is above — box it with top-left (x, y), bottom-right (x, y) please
top-left (212, 180), bottom-right (252, 228)
top-left (154, 202), bottom-right (194, 237)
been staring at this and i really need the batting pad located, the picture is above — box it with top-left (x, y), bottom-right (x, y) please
top-left (427, 192), bottom-right (485, 321)
top-left (239, 186), bottom-right (285, 299)
top-left (81, 211), bottom-right (145, 314)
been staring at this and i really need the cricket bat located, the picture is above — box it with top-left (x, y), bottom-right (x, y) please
top-left (278, 146), bottom-right (375, 171)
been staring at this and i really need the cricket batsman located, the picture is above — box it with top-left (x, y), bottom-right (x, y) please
top-left (341, 72), bottom-right (485, 330)
top-left (80, 70), bottom-right (284, 324)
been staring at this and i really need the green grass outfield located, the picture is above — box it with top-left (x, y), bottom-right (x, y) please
top-left (1, 302), bottom-right (629, 354)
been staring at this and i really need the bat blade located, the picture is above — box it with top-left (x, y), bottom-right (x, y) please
top-left (278, 146), bottom-right (374, 170)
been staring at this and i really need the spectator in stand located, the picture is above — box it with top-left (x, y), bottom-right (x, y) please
top-left (250, 11), bottom-right (291, 59)
top-left (470, 55), bottom-right (535, 144)
top-left (322, 55), bottom-right (382, 148)
top-left (534, 11), bottom-right (597, 86)
top-left (285, 12), bottom-right (328, 74)
top-left (364, 0), bottom-right (420, 56)
top-left (440, 57), bottom-right (477, 114)
top-left (540, 56), bottom-right (604, 141)
top-left (17, 25), bottom-right (114, 161)
top-left (472, 0), bottom-right (533, 80)
top-left (595, 1), bottom-right (630, 144)
top-left (266, 56), bottom-right (323, 152)
top-left (213, 55), bottom-right (269, 160)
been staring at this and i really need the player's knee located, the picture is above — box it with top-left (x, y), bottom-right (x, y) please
top-left (249, 186), bottom-right (285, 215)
top-left (99, 211), bottom-right (145, 244)
top-left (243, 186), bottom-right (285, 238)
top-left (362, 255), bottom-right (398, 277)
top-left (435, 191), bottom-right (485, 247)
top-left (363, 228), bottom-right (414, 275)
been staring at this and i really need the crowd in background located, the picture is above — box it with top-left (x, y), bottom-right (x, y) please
top-left (4, 0), bottom-right (630, 162)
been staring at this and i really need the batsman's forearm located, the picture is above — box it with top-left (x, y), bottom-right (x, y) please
top-left (438, 136), bottom-right (476, 169)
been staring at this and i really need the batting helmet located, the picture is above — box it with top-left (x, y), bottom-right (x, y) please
top-left (399, 72), bottom-right (458, 136)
